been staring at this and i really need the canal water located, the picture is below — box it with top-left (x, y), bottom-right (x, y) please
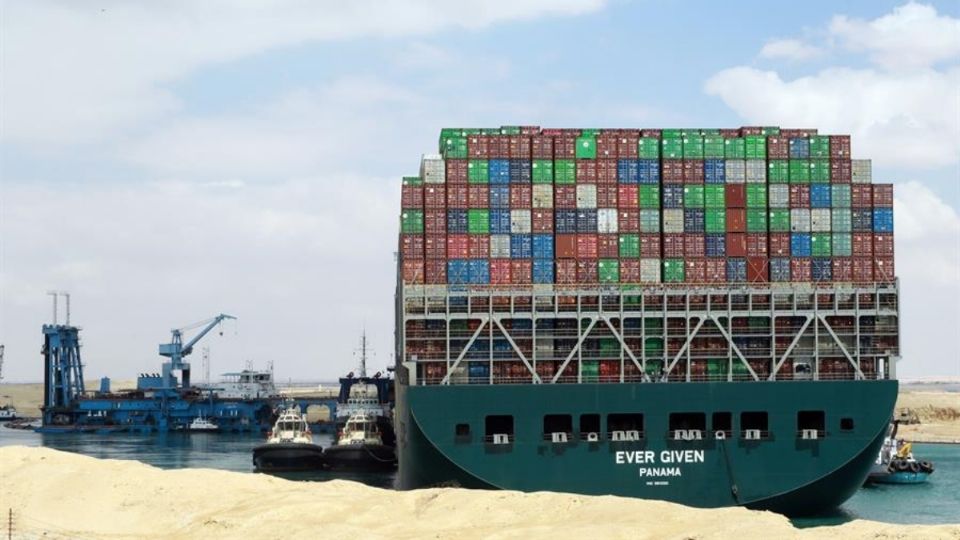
top-left (1, 425), bottom-right (956, 525)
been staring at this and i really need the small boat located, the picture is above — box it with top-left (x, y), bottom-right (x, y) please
top-left (188, 415), bottom-right (219, 432)
top-left (866, 421), bottom-right (935, 485)
top-left (252, 406), bottom-right (324, 472)
top-left (323, 411), bottom-right (396, 472)
top-left (0, 405), bottom-right (18, 422)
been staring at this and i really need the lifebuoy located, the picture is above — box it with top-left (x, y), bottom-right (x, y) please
top-left (908, 461), bottom-right (921, 473)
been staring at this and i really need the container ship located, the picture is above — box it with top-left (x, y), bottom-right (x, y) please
top-left (393, 126), bottom-right (899, 516)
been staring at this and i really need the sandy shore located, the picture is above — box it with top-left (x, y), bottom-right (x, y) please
top-left (0, 447), bottom-right (956, 540)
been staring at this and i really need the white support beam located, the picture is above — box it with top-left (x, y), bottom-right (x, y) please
top-left (665, 317), bottom-right (705, 376)
top-left (600, 317), bottom-right (650, 382)
top-left (709, 316), bottom-right (759, 381)
top-left (551, 317), bottom-right (598, 384)
top-left (441, 318), bottom-right (488, 385)
top-left (817, 314), bottom-right (864, 380)
top-left (492, 317), bottom-right (542, 384)
top-left (770, 315), bottom-right (813, 380)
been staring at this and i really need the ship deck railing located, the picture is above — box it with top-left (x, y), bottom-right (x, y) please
top-left (415, 371), bottom-right (891, 386)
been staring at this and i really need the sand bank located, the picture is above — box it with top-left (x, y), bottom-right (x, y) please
top-left (0, 447), bottom-right (957, 540)
top-left (897, 391), bottom-right (960, 444)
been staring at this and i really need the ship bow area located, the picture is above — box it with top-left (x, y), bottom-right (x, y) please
top-left (397, 379), bottom-right (897, 515)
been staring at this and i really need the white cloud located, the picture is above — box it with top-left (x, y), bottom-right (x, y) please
top-left (758, 38), bottom-right (822, 61)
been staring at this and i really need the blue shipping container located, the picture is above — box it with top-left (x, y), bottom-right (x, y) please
top-left (556, 210), bottom-right (577, 233)
top-left (509, 159), bottom-right (532, 183)
top-left (510, 234), bottom-right (532, 258)
top-left (489, 159), bottom-right (510, 184)
top-left (468, 259), bottom-right (490, 283)
top-left (468, 362), bottom-right (489, 380)
top-left (726, 258), bottom-right (746, 282)
top-left (638, 160), bottom-right (660, 184)
top-left (684, 209), bottom-right (705, 232)
top-left (618, 159), bottom-right (639, 183)
top-left (706, 234), bottom-right (726, 257)
top-left (533, 259), bottom-right (554, 283)
top-left (812, 258), bottom-right (832, 281)
top-left (489, 209), bottom-right (511, 234)
top-left (873, 209), bottom-right (894, 232)
top-left (810, 185), bottom-right (832, 208)
top-left (577, 209), bottom-right (598, 232)
top-left (705, 159), bottom-right (726, 184)
top-left (448, 259), bottom-right (470, 284)
top-left (789, 138), bottom-right (810, 159)
top-left (489, 185), bottom-right (510, 208)
top-left (493, 339), bottom-right (512, 358)
top-left (532, 234), bottom-right (554, 259)
top-left (447, 209), bottom-right (468, 233)
top-left (770, 258), bottom-right (791, 282)
top-left (791, 233), bottom-right (812, 257)
top-left (852, 209), bottom-right (873, 231)
top-left (663, 185), bottom-right (684, 208)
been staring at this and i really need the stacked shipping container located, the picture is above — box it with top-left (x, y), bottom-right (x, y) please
top-left (399, 126), bottom-right (894, 285)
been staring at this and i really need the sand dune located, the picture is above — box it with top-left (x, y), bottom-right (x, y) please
top-left (0, 446), bottom-right (957, 540)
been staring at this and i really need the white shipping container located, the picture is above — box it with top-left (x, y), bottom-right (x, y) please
top-left (535, 338), bottom-right (555, 356)
top-left (811, 209), bottom-right (831, 232)
top-left (663, 208), bottom-right (684, 233)
top-left (640, 258), bottom-right (661, 283)
top-left (725, 159), bottom-right (746, 183)
top-left (532, 185), bottom-right (554, 208)
top-left (769, 184), bottom-right (789, 208)
top-left (852, 159), bottom-right (872, 183)
top-left (490, 235), bottom-right (511, 258)
top-left (510, 209), bottom-right (531, 234)
top-left (420, 154), bottom-right (446, 184)
top-left (598, 208), bottom-right (619, 233)
top-left (639, 209), bottom-right (661, 233)
top-left (576, 184), bottom-right (597, 208)
top-left (790, 209), bottom-right (811, 232)
top-left (745, 159), bottom-right (766, 183)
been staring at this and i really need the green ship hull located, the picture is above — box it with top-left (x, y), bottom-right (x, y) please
top-left (396, 379), bottom-right (897, 516)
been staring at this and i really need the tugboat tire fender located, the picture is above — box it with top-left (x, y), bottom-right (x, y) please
top-left (908, 461), bottom-right (920, 473)
top-left (894, 459), bottom-right (909, 472)
top-left (919, 461), bottom-right (934, 473)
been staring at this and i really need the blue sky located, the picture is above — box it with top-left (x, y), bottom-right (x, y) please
top-left (1, 0), bottom-right (958, 380)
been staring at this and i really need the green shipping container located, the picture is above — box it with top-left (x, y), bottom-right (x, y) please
top-left (639, 185), bottom-right (660, 209)
top-left (705, 185), bottom-right (726, 209)
top-left (811, 234), bottom-right (832, 256)
top-left (468, 209), bottom-right (490, 234)
top-left (724, 138), bottom-right (746, 159)
top-left (442, 137), bottom-right (467, 159)
top-left (662, 129), bottom-right (683, 138)
top-left (769, 209), bottom-right (790, 232)
top-left (468, 160), bottom-right (489, 183)
top-left (684, 185), bottom-right (705, 208)
top-left (747, 209), bottom-right (768, 232)
top-left (599, 259), bottom-right (620, 283)
top-left (402, 176), bottom-right (423, 186)
top-left (809, 136), bottom-right (830, 159)
top-left (832, 209), bottom-right (852, 232)
top-left (645, 338), bottom-right (664, 354)
top-left (532, 160), bottom-right (553, 184)
top-left (582, 360), bottom-right (599, 381)
top-left (662, 137), bottom-right (683, 159)
top-left (789, 159), bottom-right (811, 183)
top-left (706, 209), bottom-right (726, 233)
top-left (768, 160), bottom-right (789, 183)
top-left (644, 318), bottom-right (664, 332)
top-left (745, 135), bottom-right (767, 159)
top-left (831, 185), bottom-right (851, 207)
top-left (555, 160), bottom-right (576, 184)
top-left (401, 210), bottom-right (424, 234)
top-left (580, 128), bottom-right (600, 136)
top-left (663, 259), bottom-right (685, 282)
top-left (761, 127), bottom-right (781, 136)
top-left (599, 338), bottom-right (619, 354)
top-left (832, 233), bottom-right (852, 256)
top-left (746, 184), bottom-right (767, 208)
top-left (576, 136), bottom-right (597, 159)
top-left (500, 126), bottom-right (521, 135)
top-left (480, 128), bottom-right (501, 135)
top-left (619, 234), bottom-right (640, 258)
top-left (703, 136), bottom-right (724, 158)
top-left (683, 135), bottom-right (705, 159)
top-left (638, 137), bottom-right (660, 159)
top-left (810, 160), bottom-right (830, 183)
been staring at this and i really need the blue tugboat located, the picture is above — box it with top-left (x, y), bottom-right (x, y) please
top-left (866, 421), bottom-right (935, 485)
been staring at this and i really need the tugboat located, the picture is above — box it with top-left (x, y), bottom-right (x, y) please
top-left (252, 406), bottom-right (324, 472)
top-left (323, 411), bottom-right (396, 472)
top-left (866, 421), bottom-right (935, 485)
top-left (0, 404), bottom-right (18, 422)
top-left (187, 414), bottom-right (218, 432)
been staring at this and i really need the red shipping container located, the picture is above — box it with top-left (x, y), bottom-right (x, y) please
top-left (519, 125), bottom-right (540, 135)
top-left (424, 185), bottom-right (445, 209)
top-left (490, 259), bottom-right (512, 284)
top-left (467, 135), bottom-right (489, 158)
top-left (596, 136), bottom-right (618, 158)
top-left (598, 185), bottom-right (618, 207)
top-left (617, 185), bottom-right (638, 208)
top-left (509, 136), bottom-right (531, 159)
top-left (425, 260), bottom-right (446, 284)
top-left (577, 260), bottom-right (598, 283)
top-left (769, 233), bottom-right (791, 256)
top-left (510, 185), bottom-right (532, 208)
top-left (556, 259), bottom-right (578, 283)
top-left (726, 185), bottom-right (746, 208)
top-left (746, 233), bottom-right (768, 257)
top-left (789, 185), bottom-right (810, 207)
top-left (640, 234), bottom-right (661, 257)
top-left (401, 234), bottom-right (424, 259)
top-left (727, 209), bottom-right (746, 232)
top-left (555, 185), bottom-right (577, 208)
top-left (619, 210), bottom-right (640, 232)
top-left (705, 259), bottom-right (726, 283)
top-left (533, 210), bottom-right (554, 233)
top-left (830, 160), bottom-right (852, 183)
top-left (852, 233), bottom-right (874, 257)
top-left (662, 161), bottom-right (683, 183)
top-left (468, 185), bottom-right (489, 208)
top-left (727, 233), bottom-right (747, 257)
top-left (781, 128), bottom-right (816, 138)
top-left (577, 234), bottom-right (599, 259)
top-left (719, 128), bottom-right (740, 138)
top-left (683, 159), bottom-right (705, 184)
top-left (556, 234), bottom-right (577, 258)
top-left (447, 185), bottom-right (468, 208)
top-left (401, 184), bottom-right (423, 208)
top-left (830, 135), bottom-right (851, 159)
top-left (746, 257), bottom-right (769, 282)
top-left (618, 135), bottom-right (639, 158)
top-left (425, 210), bottom-right (446, 234)
top-left (873, 234), bottom-right (894, 257)
top-left (791, 258), bottom-right (812, 281)
top-left (532, 136), bottom-right (554, 159)
top-left (511, 260), bottom-right (532, 284)
top-left (402, 260), bottom-right (425, 284)
top-left (446, 235), bottom-right (469, 259)
top-left (767, 137), bottom-right (789, 159)
top-left (468, 235), bottom-right (489, 258)
top-left (740, 126), bottom-right (762, 136)
top-left (832, 258), bottom-right (853, 282)
top-left (685, 259), bottom-right (707, 283)
top-left (598, 234), bottom-right (619, 258)
top-left (873, 184), bottom-right (893, 207)
top-left (853, 258), bottom-right (873, 282)
top-left (640, 129), bottom-right (662, 138)
top-left (663, 234), bottom-right (684, 257)
top-left (597, 159), bottom-right (618, 184)
top-left (425, 234), bottom-right (446, 259)
top-left (852, 185), bottom-right (872, 207)
top-left (446, 159), bottom-right (468, 184)
top-left (576, 160), bottom-right (597, 183)
top-left (491, 136), bottom-right (510, 159)
top-left (874, 258), bottom-right (895, 281)
top-left (555, 136), bottom-right (576, 159)
top-left (620, 259), bottom-right (640, 282)
top-left (684, 233), bottom-right (705, 257)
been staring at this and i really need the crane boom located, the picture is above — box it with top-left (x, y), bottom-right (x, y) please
top-left (159, 313), bottom-right (236, 389)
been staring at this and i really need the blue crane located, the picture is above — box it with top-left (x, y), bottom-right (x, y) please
top-left (159, 314), bottom-right (236, 389)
